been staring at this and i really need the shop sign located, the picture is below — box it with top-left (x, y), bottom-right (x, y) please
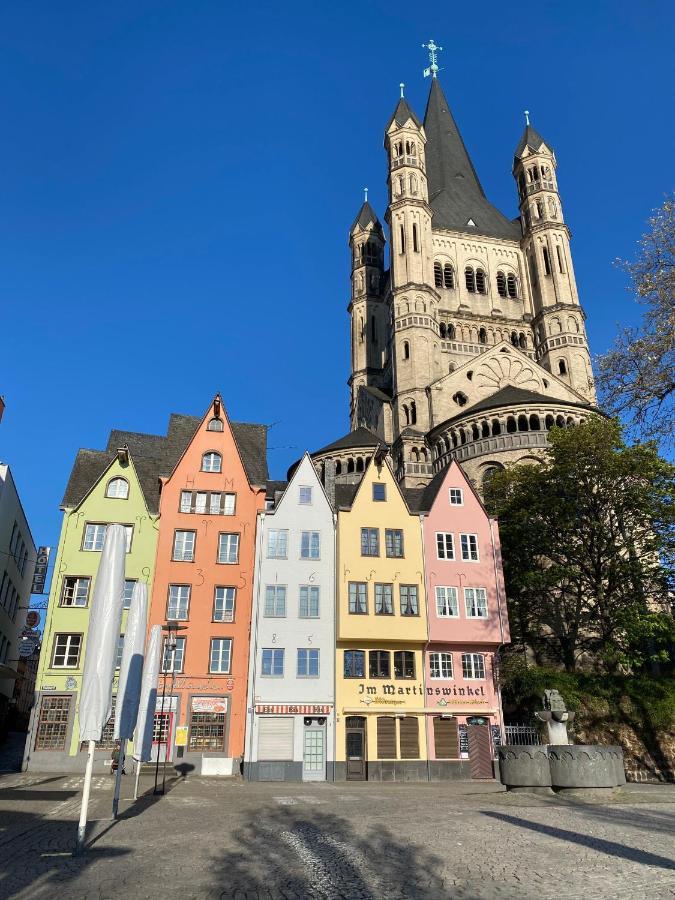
top-left (356, 683), bottom-right (424, 700)
top-left (25, 611), bottom-right (40, 629)
top-left (31, 547), bottom-right (51, 594)
top-left (156, 695), bottom-right (178, 712)
top-left (428, 685), bottom-right (488, 705)
top-left (175, 726), bottom-right (189, 746)
top-left (192, 696), bottom-right (228, 713)
top-left (255, 704), bottom-right (331, 715)
top-left (19, 631), bottom-right (40, 657)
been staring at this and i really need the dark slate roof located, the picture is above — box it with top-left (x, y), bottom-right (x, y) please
top-left (401, 486), bottom-right (425, 513)
top-left (265, 480), bottom-right (287, 499)
top-left (423, 79), bottom-right (521, 241)
top-left (311, 427), bottom-right (383, 457)
top-left (386, 97), bottom-right (422, 130)
top-left (334, 482), bottom-right (360, 509)
top-left (62, 413), bottom-right (268, 513)
top-left (362, 385), bottom-right (392, 403)
top-left (464, 385), bottom-right (593, 418)
top-left (514, 123), bottom-right (549, 161)
top-left (350, 201), bottom-right (384, 235)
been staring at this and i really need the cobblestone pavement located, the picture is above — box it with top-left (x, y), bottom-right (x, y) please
top-left (0, 773), bottom-right (673, 899)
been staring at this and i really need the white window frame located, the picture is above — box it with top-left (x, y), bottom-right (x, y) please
top-left (297, 648), bottom-right (320, 678)
top-left (460, 533), bottom-right (479, 562)
top-left (264, 585), bottom-right (287, 617)
top-left (202, 451), bottom-right (222, 473)
top-left (106, 477), bottom-right (129, 499)
top-left (436, 532), bottom-right (454, 560)
top-left (173, 530), bottom-right (196, 562)
top-left (261, 648), bottom-right (284, 677)
top-left (167, 584), bottom-right (191, 620)
top-left (209, 637), bottom-right (232, 674)
top-left (435, 585), bottom-right (459, 618)
top-left (115, 634), bottom-right (125, 669)
top-left (162, 636), bottom-right (186, 673)
top-left (213, 586), bottom-right (236, 622)
top-left (348, 581), bottom-right (367, 614)
top-left (448, 488), bottom-right (463, 506)
top-left (462, 653), bottom-right (486, 679)
top-left (298, 486), bottom-right (313, 505)
top-left (299, 585), bottom-right (320, 618)
top-left (123, 579), bottom-right (137, 610)
top-left (267, 529), bottom-right (288, 559)
top-left (300, 531), bottom-right (320, 560)
top-left (465, 587), bottom-right (488, 618)
top-left (61, 576), bottom-right (90, 607)
top-left (222, 493), bottom-right (236, 515)
top-left (83, 523), bottom-right (133, 552)
top-left (217, 532), bottom-right (240, 564)
top-left (429, 651), bottom-right (453, 679)
top-left (51, 633), bottom-right (82, 668)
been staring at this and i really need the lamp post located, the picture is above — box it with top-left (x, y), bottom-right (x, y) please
top-left (153, 622), bottom-right (186, 796)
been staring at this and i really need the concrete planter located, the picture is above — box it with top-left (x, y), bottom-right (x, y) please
top-left (498, 745), bottom-right (551, 790)
top-left (549, 744), bottom-right (624, 789)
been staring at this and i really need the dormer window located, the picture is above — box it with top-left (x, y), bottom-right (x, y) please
top-left (106, 477), bottom-right (129, 499)
top-left (207, 418), bottom-right (224, 432)
top-left (202, 452), bottom-right (222, 473)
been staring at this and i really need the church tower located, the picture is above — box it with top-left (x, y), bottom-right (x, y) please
top-left (514, 120), bottom-right (596, 401)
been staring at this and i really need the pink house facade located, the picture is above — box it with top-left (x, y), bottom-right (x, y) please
top-left (418, 461), bottom-right (510, 779)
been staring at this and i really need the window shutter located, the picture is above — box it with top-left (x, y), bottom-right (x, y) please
top-left (376, 716), bottom-right (397, 759)
top-left (433, 717), bottom-right (459, 759)
top-left (257, 717), bottom-right (294, 760)
top-left (399, 717), bottom-right (420, 759)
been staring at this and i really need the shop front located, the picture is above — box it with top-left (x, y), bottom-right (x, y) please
top-left (246, 703), bottom-right (334, 782)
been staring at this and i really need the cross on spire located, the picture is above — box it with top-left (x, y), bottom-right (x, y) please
top-left (422, 39), bottom-right (443, 78)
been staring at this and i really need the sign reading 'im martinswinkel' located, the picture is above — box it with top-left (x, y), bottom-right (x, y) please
top-left (31, 546), bottom-right (51, 594)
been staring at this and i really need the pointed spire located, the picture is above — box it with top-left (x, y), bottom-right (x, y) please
top-left (386, 86), bottom-right (422, 131)
top-left (423, 78), bottom-right (520, 240)
top-left (350, 199), bottom-right (383, 236)
top-left (514, 112), bottom-right (549, 161)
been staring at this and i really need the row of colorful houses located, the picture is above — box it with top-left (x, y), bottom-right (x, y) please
top-left (25, 395), bottom-right (509, 781)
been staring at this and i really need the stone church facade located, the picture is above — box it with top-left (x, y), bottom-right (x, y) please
top-left (314, 77), bottom-right (598, 494)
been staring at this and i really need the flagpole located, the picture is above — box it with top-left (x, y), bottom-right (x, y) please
top-left (112, 744), bottom-right (125, 819)
top-left (134, 758), bottom-right (141, 800)
top-left (74, 740), bottom-right (96, 855)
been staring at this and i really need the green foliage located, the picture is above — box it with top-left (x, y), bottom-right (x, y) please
top-left (486, 417), bottom-right (675, 672)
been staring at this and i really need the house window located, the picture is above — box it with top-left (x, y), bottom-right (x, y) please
top-left (267, 529), bottom-right (288, 559)
top-left (299, 531), bottom-right (320, 559)
top-left (34, 696), bottom-right (71, 751)
top-left (394, 651), bottom-right (415, 679)
top-left (299, 486), bottom-right (313, 505)
top-left (299, 585), bottom-right (320, 618)
top-left (202, 452), bottom-right (222, 473)
top-left (377, 716), bottom-right (397, 758)
top-left (209, 638), bottom-right (232, 673)
top-left (123, 579), bottom-right (137, 609)
top-left (189, 707), bottom-right (225, 751)
top-left (344, 650), bottom-right (365, 678)
top-left (51, 634), bottom-right (82, 668)
top-left (436, 532), bottom-right (454, 560)
top-left (218, 533), bottom-right (240, 564)
top-left (297, 648), bottom-right (320, 677)
top-left (97, 698), bottom-right (117, 750)
top-left (115, 635), bottom-right (125, 669)
top-left (261, 648), bottom-right (284, 676)
top-left (60, 577), bottom-right (90, 607)
top-left (385, 529), bottom-right (404, 558)
top-left (82, 523), bottom-right (106, 551)
top-left (462, 653), bottom-right (486, 679)
top-left (465, 587), bottom-right (488, 618)
top-left (212, 585), bottom-right (235, 621)
top-left (430, 652), bottom-right (453, 679)
top-left (369, 650), bottom-right (390, 678)
top-left (167, 584), bottom-right (191, 620)
top-left (374, 583), bottom-right (394, 615)
top-left (399, 717), bottom-right (420, 759)
top-left (264, 585), bottom-right (287, 617)
top-left (435, 586), bottom-right (459, 617)
top-left (195, 492), bottom-right (208, 514)
top-left (400, 585), bottom-right (419, 616)
top-left (360, 528), bottom-right (379, 557)
top-left (207, 417), bottom-right (224, 432)
top-left (106, 477), bottom-right (129, 499)
top-left (460, 534), bottom-right (479, 561)
top-left (173, 530), bottom-right (196, 561)
top-left (449, 488), bottom-right (463, 505)
top-left (348, 582), bottom-right (367, 614)
top-left (162, 636), bottom-right (186, 673)
top-left (372, 483), bottom-right (386, 502)
top-left (180, 491), bottom-right (192, 513)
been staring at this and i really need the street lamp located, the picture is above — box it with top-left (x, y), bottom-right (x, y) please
top-left (153, 622), bottom-right (187, 795)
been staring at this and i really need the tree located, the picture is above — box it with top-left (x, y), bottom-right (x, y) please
top-left (485, 418), bottom-right (674, 673)
top-left (596, 196), bottom-right (675, 448)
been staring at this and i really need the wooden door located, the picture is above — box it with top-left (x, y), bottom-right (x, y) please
top-left (345, 716), bottom-right (366, 780)
top-left (468, 724), bottom-right (493, 779)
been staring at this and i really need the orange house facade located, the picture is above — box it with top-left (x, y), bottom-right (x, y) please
top-left (147, 396), bottom-right (267, 775)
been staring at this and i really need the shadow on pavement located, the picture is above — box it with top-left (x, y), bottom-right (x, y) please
top-left (208, 805), bottom-right (447, 899)
top-left (481, 810), bottom-right (675, 871)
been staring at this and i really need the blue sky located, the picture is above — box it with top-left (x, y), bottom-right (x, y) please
top-left (1, 0), bottom-right (673, 562)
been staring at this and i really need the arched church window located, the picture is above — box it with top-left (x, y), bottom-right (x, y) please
top-left (519, 333), bottom-right (527, 349)
top-left (403, 405), bottom-right (410, 426)
top-left (439, 323), bottom-right (447, 339)
top-left (399, 225), bottom-right (405, 253)
top-left (447, 324), bottom-right (456, 340)
top-left (478, 328), bottom-right (487, 345)
top-left (412, 223), bottom-right (419, 252)
top-left (545, 415), bottom-right (554, 430)
top-left (409, 174), bottom-right (418, 195)
top-left (536, 200), bottom-right (544, 219)
top-left (517, 415), bottom-right (529, 432)
top-left (397, 176), bottom-right (405, 196)
top-left (506, 417), bottom-right (517, 434)
top-left (410, 401), bottom-right (417, 425)
top-left (356, 457), bottom-right (364, 472)
top-left (491, 419), bottom-right (501, 436)
top-left (556, 415), bottom-right (566, 428)
top-left (403, 341), bottom-right (410, 360)
top-left (465, 267), bottom-right (476, 293)
top-left (335, 461), bottom-right (342, 475)
top-left (411, 448), bottom-right (419, 463)
top-left (543, 246), bottom-right (552, 275)
top-left (475, 268), bottom-right (487, 294)
top-left (549, 198), bottom-right (558, 219)
top-left (558, 359), bottom-right (567, 376)
top-left (443, 264), bottom-right (454, 289)
top-left (507, 273), bottom-right (518, 298)
top-left (347, 458), bottom-right (355, 473)
top-left (511, 331), bottom-right (519, 347)
top-left (452, 392), bottom-right (468, 407)
top-left (207, 418), bottom-right (224, 432)
top-left (529, 415), bottom-right (541, 431)
top-left (434, 261), bottom-right (443, 287)
top-left (496, 271), bottom-right (507, 298)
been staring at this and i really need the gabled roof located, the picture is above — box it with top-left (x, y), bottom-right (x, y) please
top-left (423, 79), bottom-right (521, 241)
top-left (350, 201), bottom-right (384, 236)
top-left (62, 411), bottom-right (268, 513)
top-left (311, 426), bottom-right (383, 457)
top-left (514, 123), bottom-right (549, 161)
top-left (462, 385), bottom-right (594, 419)
top-left (386, 97), bottom-right (422, 131)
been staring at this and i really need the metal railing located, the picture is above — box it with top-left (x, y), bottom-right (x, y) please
top-left (504, 724), bottom-right (541, 745)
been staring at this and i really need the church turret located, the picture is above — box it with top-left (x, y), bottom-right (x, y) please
top-left (348, 197), bottom-right (388, 426)
top-left (514, 115), bottom-right (596, 401)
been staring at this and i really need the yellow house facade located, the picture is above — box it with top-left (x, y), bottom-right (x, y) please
top-left (335, 456), bottom-right (428, 780)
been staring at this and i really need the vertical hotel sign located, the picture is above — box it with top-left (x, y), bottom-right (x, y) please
top-left (31, 546), bottom-right (51, 594)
